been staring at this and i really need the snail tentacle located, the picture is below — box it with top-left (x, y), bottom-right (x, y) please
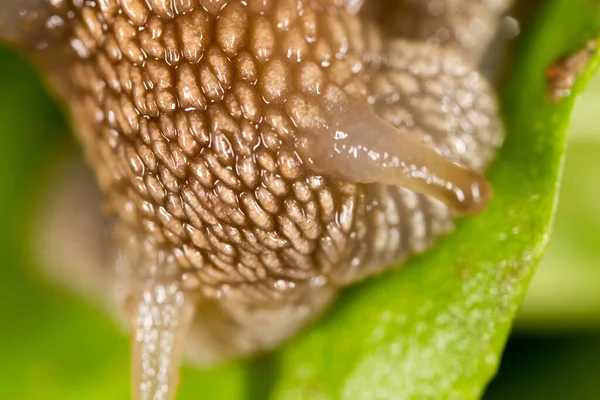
top-left (297, 97), bottom-right (491, 216)
top-left (128, 252), bottom-right (198, 400)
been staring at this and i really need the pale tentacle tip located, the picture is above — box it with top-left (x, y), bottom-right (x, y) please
top-left (446, 169), bottom-right (493, 216)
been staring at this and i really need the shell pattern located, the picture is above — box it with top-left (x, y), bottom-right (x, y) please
top-left (0, 0), bottom-right (513, 398)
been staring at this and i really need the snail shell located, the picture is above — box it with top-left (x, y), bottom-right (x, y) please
top-left (0, 0), bottom-right (513, 399)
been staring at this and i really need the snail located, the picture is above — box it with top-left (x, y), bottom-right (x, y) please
top-left (0, 0), bottom-right (514, 399)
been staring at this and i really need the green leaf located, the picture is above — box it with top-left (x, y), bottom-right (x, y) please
top-left (0, 0), bottom-right (599, 399)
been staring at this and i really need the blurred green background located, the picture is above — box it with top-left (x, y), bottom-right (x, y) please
top-left (1, 28), bottom-right (600, 400)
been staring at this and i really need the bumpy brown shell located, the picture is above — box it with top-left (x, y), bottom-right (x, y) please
top-left (1, 0), bottom-right (513, 395)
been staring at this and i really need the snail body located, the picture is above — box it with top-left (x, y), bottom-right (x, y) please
top-left (0, 1), bottom-right (513, 399)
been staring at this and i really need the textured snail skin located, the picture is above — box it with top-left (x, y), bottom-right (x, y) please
top-left (1, 0), bottom-right (513, 399)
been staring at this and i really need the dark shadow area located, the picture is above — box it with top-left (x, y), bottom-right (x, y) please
top-left (485, 332), bottom-right (600, 400)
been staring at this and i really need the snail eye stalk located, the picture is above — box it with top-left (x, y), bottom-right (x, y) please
top-left (297, 98), bottom-right (492, 216)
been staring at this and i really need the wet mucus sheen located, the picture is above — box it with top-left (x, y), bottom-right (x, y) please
top-left (0, 0), bottom-right (513, 399)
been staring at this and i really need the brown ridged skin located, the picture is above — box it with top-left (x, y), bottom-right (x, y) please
top-left (1, 0), bottom-right (513, 364)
